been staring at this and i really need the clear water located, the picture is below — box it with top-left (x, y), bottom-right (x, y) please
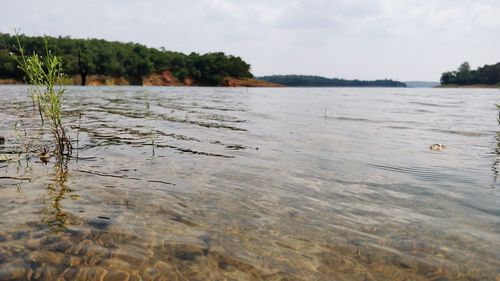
top-left (0, 86), bottom-right (499, 280)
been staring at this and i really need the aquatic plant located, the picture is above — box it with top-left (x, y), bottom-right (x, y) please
top-left (13, 120), bottom-right (33, 162)
top-left (497, 103), bottom-right (500, 124)
top-left (14, 34), bottom-right (72, 159)
top-left (149, 127), bottom-right (156, 158)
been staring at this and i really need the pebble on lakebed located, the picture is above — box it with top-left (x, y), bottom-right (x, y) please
top-left (430, 144), bottom-right (446, 151)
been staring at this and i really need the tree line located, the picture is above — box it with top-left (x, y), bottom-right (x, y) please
top-left (441, 62), bottom-right (500, 86)
top-left (0, 33), bottom-right (253, 85)
top-left (258, 75), bottom-right (406, 87)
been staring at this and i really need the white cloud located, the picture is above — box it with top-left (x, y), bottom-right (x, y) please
top-left (1, 0), bottom-right (499, 80)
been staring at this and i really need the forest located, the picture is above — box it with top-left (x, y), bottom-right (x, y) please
top-left (440, 62), bottom-right (500, 86)
top-left (258, 75), bottom-right (406, 87)
top-left (0, 33), bottom-right (253, 86)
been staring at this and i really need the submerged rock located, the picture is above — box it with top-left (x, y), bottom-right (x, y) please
top-left (80, 267), bottom-right (108, 281)
top-left (88, 218), bottom-right (111, 230)
top-left (104, 271), bottom-right (130, 281)
top-left (28, 250), bottom-right (64, 265)
top-left (24, 239), bottom-right (41, 250)
top-left (61, 267), bottom-right (80, 280)
top-left (0, 266), bottom-right (26, 280)
top-left (430, 144), bottom-right (446, 151)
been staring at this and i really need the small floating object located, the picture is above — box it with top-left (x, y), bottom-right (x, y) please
top-left (39, 147), bottom-right (51, 163)
top-left (430, 144), bottom-right (446, 151)
top-left (0, 136), bottom-right (5, 145)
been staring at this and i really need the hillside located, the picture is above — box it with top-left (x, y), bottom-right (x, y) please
top-left (258, 75), bottom-right (406, 87)
top-left (0, 33), bottom-right (264, 86)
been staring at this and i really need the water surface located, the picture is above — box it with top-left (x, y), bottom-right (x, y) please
top-left (0, 86), bottom-right (499, 280)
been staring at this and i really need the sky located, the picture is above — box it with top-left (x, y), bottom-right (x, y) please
top-left (1, 0), bottom-right (499, 81)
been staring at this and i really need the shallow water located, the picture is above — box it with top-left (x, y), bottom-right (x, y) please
top-left (0, 85), bottom-right (499, 281)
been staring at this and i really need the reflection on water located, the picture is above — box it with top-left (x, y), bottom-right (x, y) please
top-left (492, 132), bottom-right (500, 188)
top-left (0, 86), bottom-right (499, 280)
top-left (41, 160), bottom-right (70, 231)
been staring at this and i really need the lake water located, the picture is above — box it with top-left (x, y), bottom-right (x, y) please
top-left (0, 86), bottom-right (499, 281)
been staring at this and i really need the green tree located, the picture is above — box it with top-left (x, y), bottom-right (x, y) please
top-left (0, 32), bottom-right (254, 86)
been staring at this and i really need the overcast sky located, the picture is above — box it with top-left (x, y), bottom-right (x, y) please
top-left (1, 0), bottom-right (499, 81)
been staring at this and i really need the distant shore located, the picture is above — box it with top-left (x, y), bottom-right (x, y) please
top-left (258, 75), bottom-right (406, 87)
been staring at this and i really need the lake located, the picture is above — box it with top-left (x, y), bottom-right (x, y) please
top-left (0, 86), bottom-right (499, 281)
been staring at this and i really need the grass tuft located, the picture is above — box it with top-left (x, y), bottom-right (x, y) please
top-left (13, 32), bottom-right (72, 159)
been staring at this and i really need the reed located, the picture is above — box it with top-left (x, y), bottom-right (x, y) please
top-left (497, 103), bottom-right (500, 124)
top-left (14, 34), bottom-right (72, 159)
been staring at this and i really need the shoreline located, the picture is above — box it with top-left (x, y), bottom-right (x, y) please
top-left (436, 84), bottom-right (500, 89)
top-left (4, 79), bottom-right (499, 89)
top-left (0, 77), bottom-right (284, 88)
